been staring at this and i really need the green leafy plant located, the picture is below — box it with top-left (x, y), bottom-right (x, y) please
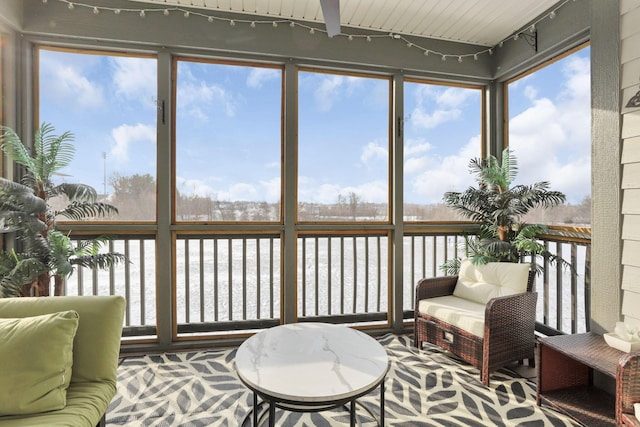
top-left (0, 123), bottom-right (126, 297)
top-left (441, 148), bottom-right (568, 275)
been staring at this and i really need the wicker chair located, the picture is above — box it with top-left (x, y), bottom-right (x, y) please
top-left (414, 262), bottom-right (536, 386)
top-left (618, 352), bottom-right (640, 426)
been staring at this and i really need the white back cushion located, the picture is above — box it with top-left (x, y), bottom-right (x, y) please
top-left (452, 258), bottom-right (531, 305)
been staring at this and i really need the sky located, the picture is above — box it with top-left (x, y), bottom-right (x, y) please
top-left (37, 44), bottom-right (591, 208)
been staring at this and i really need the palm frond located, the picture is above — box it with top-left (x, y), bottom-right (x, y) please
top-left (34, 122), bottom-right (75, 181)
top-left (70, 252), bottom-right (128, 270)
top-left (0, 252), bottom-right (49, 298)
top-left (0, 212), bottom-right (47, 235)
top-left (46, 231), bottom-right (75, 278)
top-left (0, 127), bottom-right (36, 172)
top-left (55, 201), bottom-right (119, 221)
top-left (73, 235), bottom-right (114, 256)
top-left (0, 177), bottom-right (46, 214)
top-left (440, 258), bottom-right (462, 275)
top-left (499, 147), bottom-right (518, 187)
top-left (50, 183), bottom-right (97, 203)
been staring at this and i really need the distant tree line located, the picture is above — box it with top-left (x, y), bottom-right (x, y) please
top-left (101, 173), bottom-right (591, 226)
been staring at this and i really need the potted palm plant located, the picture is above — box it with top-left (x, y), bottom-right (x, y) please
top-left (441, 148), bottom-right (567, 275)
top-left (0, 123), bottom-right (126, 297)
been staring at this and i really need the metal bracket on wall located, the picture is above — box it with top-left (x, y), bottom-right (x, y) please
top-left (520, 30), bottom-right (538, 52)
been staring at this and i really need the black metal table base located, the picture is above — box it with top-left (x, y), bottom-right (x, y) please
top-left (242, 378), bottom-right (386, 427)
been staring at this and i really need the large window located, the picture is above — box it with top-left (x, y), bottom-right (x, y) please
top-left (174, 59), bottom-right (283, 222)
top-left (403, 80), bottom-right (482, 221)
top-left (506, 44), bottom-right (591, 226)
top-left (38, 47), bottom-right (157, 222)
top-left (297, 70), bottom-right (390, 222)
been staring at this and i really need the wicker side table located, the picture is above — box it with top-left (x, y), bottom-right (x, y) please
top-left (537, 332), bottom-right (623, 427)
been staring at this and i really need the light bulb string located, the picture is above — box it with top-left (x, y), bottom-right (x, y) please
top-left (51, 0), bottom-right (574, 62)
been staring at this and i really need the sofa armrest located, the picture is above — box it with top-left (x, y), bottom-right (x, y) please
top-left (617, 352), bottom-right (640, 422)
top-left (415, 276), bottom-right (458, 303)
top-left (484, 291), bottom-right (537, 351)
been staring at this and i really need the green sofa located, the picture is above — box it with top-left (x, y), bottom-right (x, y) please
top-left (0, 295), bottom-right (125, 427)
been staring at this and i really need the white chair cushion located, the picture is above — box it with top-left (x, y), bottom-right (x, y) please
top-left (418, 295), bottom-right (486, 338)
top-left (452, 258), bottom-right (530, 305)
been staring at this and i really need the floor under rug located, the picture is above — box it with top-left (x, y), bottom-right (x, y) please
top-left (107, 334), bottom-right (580, 426)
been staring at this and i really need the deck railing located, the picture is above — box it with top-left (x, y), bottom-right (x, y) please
top-left (65, 227), bottom-right (590, 341)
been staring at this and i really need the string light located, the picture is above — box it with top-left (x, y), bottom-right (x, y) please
top-left (51, 0), bottom-right (573, 64)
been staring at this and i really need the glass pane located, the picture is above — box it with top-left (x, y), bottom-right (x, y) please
top-left (403, 81), bottom-right (482, 221)
top-left (508, 46), bottom-right (591, 226)
top-left (298, 70), bottom-right (390, 222)
top-left (175, 60), bottom-right (282, 222)
top-left (38, 48), bottom-right (157, 221)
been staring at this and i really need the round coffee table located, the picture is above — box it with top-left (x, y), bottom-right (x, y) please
top-left (235, 322), bottom-right (389, 426)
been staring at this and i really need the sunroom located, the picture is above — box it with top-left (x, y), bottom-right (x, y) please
top-left (0, 0), bottom-right (635, 426)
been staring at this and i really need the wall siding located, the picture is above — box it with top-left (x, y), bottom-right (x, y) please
top-left (621, 1), bottom-right (640, 328)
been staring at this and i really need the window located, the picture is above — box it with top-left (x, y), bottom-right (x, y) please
top-left (174, 59), bottom-right (283, 222)
top-left (38, 47), bottom-right (157, 222)
top-left (506, 44), bottom-right (591, 226)
top-left (297, 70), bottom-right (390, 222)
top-left (403, 80), bottom-right (483, 221)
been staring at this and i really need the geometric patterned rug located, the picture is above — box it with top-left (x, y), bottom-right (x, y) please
top-left (107, 334), bottom-right (580, 426)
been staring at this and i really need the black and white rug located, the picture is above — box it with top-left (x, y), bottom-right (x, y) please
top-left (107, 334), bottom-right (579, 426)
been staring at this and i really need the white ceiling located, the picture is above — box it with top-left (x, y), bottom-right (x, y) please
top-left (128, 0), bottom-right (565, 47)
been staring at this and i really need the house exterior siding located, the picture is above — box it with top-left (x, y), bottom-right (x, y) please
top-left (621, 0), bottom-right (640, 329)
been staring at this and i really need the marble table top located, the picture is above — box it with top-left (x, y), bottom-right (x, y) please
top-left (235, 322), bottom-right (389, 403)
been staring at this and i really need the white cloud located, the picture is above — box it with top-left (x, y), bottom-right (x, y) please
top-left (110, 123), bottom-right (155, 162)
top-left (176, 176), bottom-right (281, 202)
top-left (177, 80), bottom-right (237, 119)
top-left (411, 108), bottom-right (461, 129)
top-left (524, 85), bottom-right (538, 100)
top-left (260, 177), bottom-right (281, 202)
top-left (408, 85), bottom-right (474, 129)
top-left (300, 180), bottom-right (388, 204)
top-left (508, 52), bottom-right (591, 204)
top-left (436, 87), bottom-right (474, 108)
top-left (313, 75), bottom-right (362, 111)
top-left (223, 183), bottom-right (259, 200)
top-left (360, 141), bottom-right (387, 165)
top-left (404, 138), bottom-right (432, 157)
top-left (405, 135), bottom-right (480, 204)
top-left (176, 176), bottom-right (214, 198)
top-left (247, 68), bottom-right (280, 88)
top-left (110, 57), bottom-right (156, 106)
top-left (40, 55), bottom-right (104, 110)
